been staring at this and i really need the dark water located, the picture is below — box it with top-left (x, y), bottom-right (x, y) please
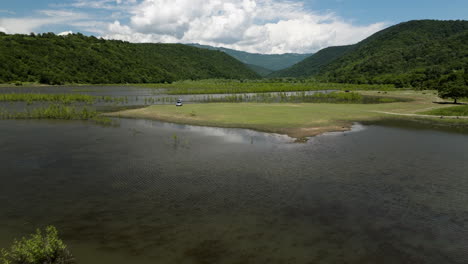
top-left (1, 119), bottom-right (468, 264)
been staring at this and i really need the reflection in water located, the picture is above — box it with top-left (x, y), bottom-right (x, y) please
top-left (141, 119), bottom-right (292, 144)
top-left (0, 119), bottom-right (468, 264)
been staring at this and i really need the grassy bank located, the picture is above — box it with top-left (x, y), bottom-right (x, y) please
top-left (105, 91), bottom-right (468, 138)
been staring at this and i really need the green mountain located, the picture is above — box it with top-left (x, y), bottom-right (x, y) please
top-left (0, 33), bottom-right (259, 85)
top-left (188, 44), bottom-right (312, 74)
top-left (268, 45), bottom-right (355, 78)
top-left (276, 20), bottom-right (468, 88)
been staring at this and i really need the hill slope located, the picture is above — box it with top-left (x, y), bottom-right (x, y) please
top-left (0, 33), bottom-right (259, 84)
top-left (188, 44), bottom-right (312, 74)
top-left (318, 20), bottom-right (468, 87)
top-left (268, 45), bottom-right (355, 78)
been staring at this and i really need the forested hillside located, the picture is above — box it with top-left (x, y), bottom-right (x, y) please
top-left (0, 33), bottom-right (259, 84)
top-left (268, 45), bottom-right (355, 78)
top-left (316, 20), bottom-right (468, 88)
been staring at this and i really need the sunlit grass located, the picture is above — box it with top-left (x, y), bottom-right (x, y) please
top-left (422, 105), bottom-right (468, 116)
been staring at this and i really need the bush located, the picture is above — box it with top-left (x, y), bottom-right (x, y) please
top-left (0, 226), bottom-right (75, 264)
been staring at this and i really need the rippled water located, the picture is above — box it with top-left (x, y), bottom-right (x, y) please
top-left (1, 119), bottom-right (468, 264)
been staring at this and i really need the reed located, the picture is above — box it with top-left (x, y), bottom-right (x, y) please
top-left (0, 105), bottom-right (98, 120)
top-left (0, 93), bottom-right (95, 104)
top-left (141, 79), bottom-right (397, 95)
top-left (194, 92), bottom-right (404, 104)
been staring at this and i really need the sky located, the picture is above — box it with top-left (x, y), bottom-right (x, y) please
top-left (0, 0), bottom-right (467, 54)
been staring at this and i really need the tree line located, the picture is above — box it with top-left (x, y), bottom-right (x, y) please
top-left (0, 32), bottom-right (259, 85)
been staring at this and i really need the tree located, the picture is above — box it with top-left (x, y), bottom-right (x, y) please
top-left (437, 72), bottom-right (468, 104)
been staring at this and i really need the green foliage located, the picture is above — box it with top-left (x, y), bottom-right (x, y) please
top-left (437, 72), bottom-right (468, 103)
top-left (423, 105), bottom-right (468, 116)
top-left (0, 33), bottom-right (259, 85)
top-left (151, 79), bottom-right (395, 95)
top-left (0, 94), bottom-right (95, 104)
top-left (0, 105), bottom-right (98, 120)
top-left (269, 45), bottom-right (354, 78)
top-left (0, 226), bottom-right (74, 264)
top-left (275, 20), bottom-right (468, 89)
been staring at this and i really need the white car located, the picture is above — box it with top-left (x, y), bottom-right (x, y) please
top-left (176, 99), bottom-right (183, 106)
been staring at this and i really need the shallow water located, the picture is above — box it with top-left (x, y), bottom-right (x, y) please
top-left (0, 85), bottom-right (337, 107)
top-left (1, 118), bottom-right (468, 263)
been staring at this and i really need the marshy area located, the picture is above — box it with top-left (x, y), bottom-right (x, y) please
top-left (0, 84), bottom-right (408, 125)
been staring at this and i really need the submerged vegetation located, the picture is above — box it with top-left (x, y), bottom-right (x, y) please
top-left (0, 226), bottom-right (74, 264)
top-left (0, 93), bottom-right (130, 105)
top-left (0, 104), bottom-right (98, 120)
top-left (0, 93), bottom-right (95, 104)
top-left (148, 79), bottom-right (396, 95)
top-left (0, 104), bottom-right (117, 126)
top-left (195, 92), bottom-right (407, 104)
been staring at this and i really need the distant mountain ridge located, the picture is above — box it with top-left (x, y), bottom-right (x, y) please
top-left (269, 45), bottom-right (355, 78)
top-left (273, 20), bottom-right (468, 88)
top-left (0, 33), bottom-right (259, 84)
top-left (188, 44), bottom-right (312, 75)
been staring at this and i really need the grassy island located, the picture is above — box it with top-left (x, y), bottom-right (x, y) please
top-left (105, 91), bottom-right (468, 138)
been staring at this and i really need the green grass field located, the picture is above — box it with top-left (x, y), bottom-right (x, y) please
top-left (422, 105), bottom-right (468, 116)
top-left (106, 90), bottom-right (467, 138)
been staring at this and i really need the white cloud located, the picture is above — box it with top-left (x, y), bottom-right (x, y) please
top-left (101, 0), bottom-right (387, 54)
top-left (58, 30), bottom-right (73, 36)
top-left (0, 0), bottom-right (388, 54)
top-left (0, 10), bottom-right (91, 34)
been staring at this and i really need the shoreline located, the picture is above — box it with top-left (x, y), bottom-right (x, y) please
top-left (104, 109), bottom-right (354, 139)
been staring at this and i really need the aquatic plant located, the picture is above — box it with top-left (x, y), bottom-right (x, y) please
top-left (144, 79), bottom-right (396, 95)
top-left (0, 226), bottom-right (74, 264)
top-left (0, 105), bottom-right (98, 120)
top-left (0, 93), bottom-right (95, 104)
top-left (193, 92), bottom-right (401, 104)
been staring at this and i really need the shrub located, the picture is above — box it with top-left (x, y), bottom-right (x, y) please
top-left (0, 226), bottom-right (75, 264)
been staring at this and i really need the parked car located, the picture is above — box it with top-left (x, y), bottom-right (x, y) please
top-left (176, 99), bottom-right (183, 106)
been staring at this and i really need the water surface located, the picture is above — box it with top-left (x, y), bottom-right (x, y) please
top-left (1, 119), bottom-right (468, 264)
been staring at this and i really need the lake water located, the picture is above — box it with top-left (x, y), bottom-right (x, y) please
top-left (1, 118), bottom-right (468, 264)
